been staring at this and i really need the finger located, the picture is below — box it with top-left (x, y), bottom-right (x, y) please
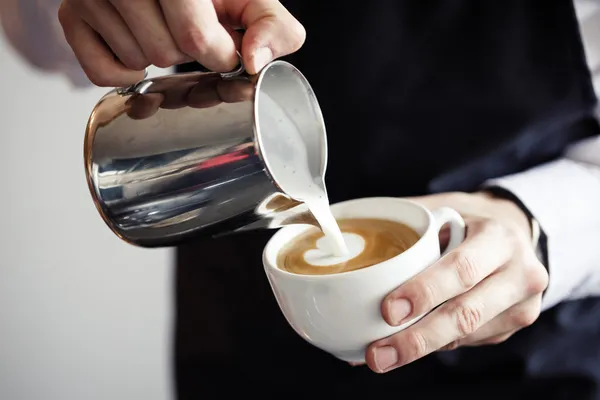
top-left (126, 93), bottom-right (164, 120)
top-left (67, 0), bottom-right (148, 71)
top-left (367, 269), bottom-right (526, 373)
top-left (453, 294), bottom-right (542, 346)
top-left (463, 331), bottom-right (517, 347)
top-left (159, 0), bottom-right (238, 72)
top-left (438, 224), bottom-right (451, 252)
top-left (223, 26), bottom-right (245, 52)
top-left (348, 361), bottom-right (365, 367)
top-left (58, 3), bottom-right (144, 86)
top-left (382, 218), bottom-right (513, 326)
top-left (439, 330), bottom-right (518, 351)
top-left (219, 0), bottom-right (306, 74)
top-left (109, 0), bottom-right (189, 68)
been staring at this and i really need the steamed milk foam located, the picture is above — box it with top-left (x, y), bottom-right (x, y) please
top-left (303, 231), bottom-right (366, 266)
top-left (304, 198), bottom-right (349, 256)
top-left (258, 92), bottom-right (347, 256)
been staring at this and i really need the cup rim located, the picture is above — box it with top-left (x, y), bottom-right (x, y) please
top-left (262, 197), bottom-right (437, 280)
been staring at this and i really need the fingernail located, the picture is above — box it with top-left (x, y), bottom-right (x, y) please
top-left (250, 47), bottom-right (273, 73)
top-left (388, 298), bottom-right (412, 325)
top-left (373, 346), bottom-right (398, 372)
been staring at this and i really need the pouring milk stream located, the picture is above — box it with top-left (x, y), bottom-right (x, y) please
top-left (258, 91), bottom-right (349, 258)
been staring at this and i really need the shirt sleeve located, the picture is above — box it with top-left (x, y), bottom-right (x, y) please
top-left (485, 134), bottom-right (600, 311)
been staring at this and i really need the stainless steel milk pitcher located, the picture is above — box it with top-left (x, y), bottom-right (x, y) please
top-left (84, 58), bottom-right (329, 247)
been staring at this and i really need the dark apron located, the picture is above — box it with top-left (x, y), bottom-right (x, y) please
top-left (175, 1), bottom-right (600, 398)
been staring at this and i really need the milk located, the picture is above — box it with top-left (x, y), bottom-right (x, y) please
top-left (304, 232), bottom-right (365, 266)
top-left (304, 198), bottom-right (348, 256)
top-left (258, 92), bottom-right (348, 256)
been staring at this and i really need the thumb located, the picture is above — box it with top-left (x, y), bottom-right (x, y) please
top-left (238, 0), bottom-right (306, 74)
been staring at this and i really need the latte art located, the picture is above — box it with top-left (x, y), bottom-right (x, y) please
top-left (303, 233), bottom-right (365, 266)
top-left (277, 218), bottom-right (421, 275)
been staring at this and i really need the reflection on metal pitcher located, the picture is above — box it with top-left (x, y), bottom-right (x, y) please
top-left (84, 59), bottom-right (328, 247)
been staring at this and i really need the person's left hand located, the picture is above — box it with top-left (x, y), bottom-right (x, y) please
top-left (363, 191), bottom-right (549, 373)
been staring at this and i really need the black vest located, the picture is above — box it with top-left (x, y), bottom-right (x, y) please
top-left (175, 1), bottom-right (600, 398)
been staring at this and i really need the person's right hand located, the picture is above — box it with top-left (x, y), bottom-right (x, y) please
top-left (58, 0), bottom-right (306, 87)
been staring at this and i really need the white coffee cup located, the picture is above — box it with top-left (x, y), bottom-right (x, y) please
top-left (262, 197), bottom-right (466, 363)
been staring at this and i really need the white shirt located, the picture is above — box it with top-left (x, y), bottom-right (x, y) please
top-left (488, 0), bottom-right (600, 311)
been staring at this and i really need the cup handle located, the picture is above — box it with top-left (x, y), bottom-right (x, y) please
top-left (431, 207), bottom-right (466, 256)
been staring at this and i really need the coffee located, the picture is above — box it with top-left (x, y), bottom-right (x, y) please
top-left (277, 218), bottom-right (420, 275)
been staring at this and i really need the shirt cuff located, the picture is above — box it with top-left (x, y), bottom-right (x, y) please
top-left (485, 159), bottom-right (600, 311)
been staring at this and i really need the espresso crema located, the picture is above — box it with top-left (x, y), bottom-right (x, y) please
top-left (277, 218), bottom-right (420, 275)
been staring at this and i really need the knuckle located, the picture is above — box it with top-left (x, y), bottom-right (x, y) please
top-left (133, 59), bottom-right (150, 72)
top-left (449, 301), bottom-right (483, 337)
top-left (57, 3), bottom-right (68, 25)
top-left (58, 2), bottom-right (75, 26)
top-left (149, 50), bottom-right (183, 69)
top-left (467, 218), bottom-right (488, 235)
top-left (288, 21), bottom-right (307, 51)
top-left (487, 333), bottom-right (511, 345)
top-left (481, 218), bottom-right (506, 237)
top-left (511, 304), bottom-right (540, 328)
top-left (525, 262), bottom-right (549, 295)
top-left (405, 331), bottom-right (429, 360)
top-left (410, 280), bottom-right (438, 311)
top-left (121, 55), bottom-right (148, 71)
top-left (83, 67), bottom-right (113, 87)
top-left (177, 27), bottom-right (214, 56)
top-left (448, 251), bottom-right (479, 289)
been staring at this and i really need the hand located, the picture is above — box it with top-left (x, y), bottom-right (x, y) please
top-left (58, 0), bottom-right (306, 86)
top-left (364, 192), bottom-right (549, 373)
